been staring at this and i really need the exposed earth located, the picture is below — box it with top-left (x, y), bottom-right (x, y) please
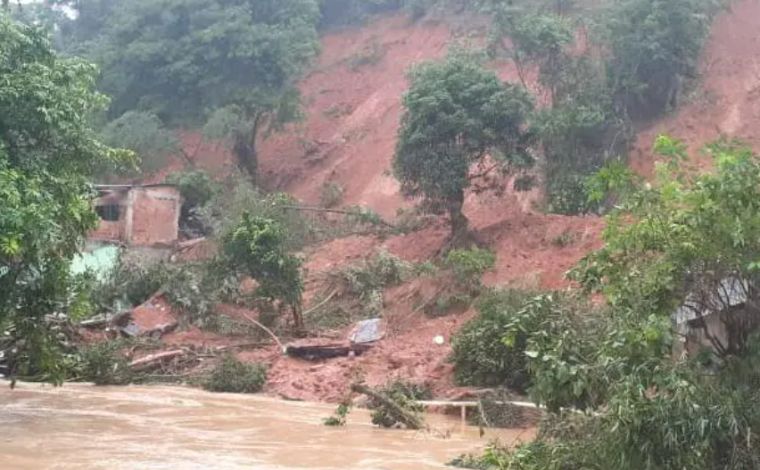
top-left (136, 1), bottom-right (760, 403)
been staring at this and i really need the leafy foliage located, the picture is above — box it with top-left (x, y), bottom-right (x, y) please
top-left (78, 340), bottom-right (133, 385)
top-left (204, 355), bottom-right (267, 394)
top-left (603, 0), bottom-right (721, 119)
top-left (166, 169), bottom-right (219, 236)
top-left (475, 139), bottom-right (760, 468)
top-left (451, 290), bottom-right (537, 391)
top-left (575, 137), bottom-right (760, 357)
top-left (318, 0), bottom-right (409, 30)
top-left (59, 0), bottom-right (321, 179)
top-left (0, 15), bottom-right (130, 382)
top-left (99, 110), bottom-right (177, 176)
top-left (394, 51), bottom-right (534, 239)
top-left (335, 250), bottom-right (412, 317)
top-left (367, 380), bottom-right (432, 428)
top-left (323, 402), bottom-right (351, 426)
top-left (199, 174), bottom-right (312, 251)
top-left (445, 247), bottom-right (496, 288)
top-left (221, 214), bottom-right (304, 331)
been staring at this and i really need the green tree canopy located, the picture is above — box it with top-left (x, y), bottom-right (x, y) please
top-left (393, 52), bottom-right (534, 241)
top-left (59, 0), bottom-right (321, 180)
top-left (221, 214), bottom-right (304, 332)
top-left (100, 110), bottom-right (178, 176)
top-left (0, 15), bottom-right (129, 381)
top-left (603, 0), bottom-right (718, 119)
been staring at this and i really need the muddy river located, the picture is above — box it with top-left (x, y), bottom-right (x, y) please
top-left (0, 382), bottom-right (532, 469)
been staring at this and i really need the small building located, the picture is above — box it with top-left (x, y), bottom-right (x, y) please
top-left (89, 184), bottom-right (183, 248)
top-left (674, 277), bottom-right (755, 357)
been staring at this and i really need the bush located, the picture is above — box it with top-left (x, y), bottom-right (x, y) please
top-left (318, 0), bottom-right (409, 30)
top-left (451, 290), bottom-right (536, 391)
top-left (79, 341), bottom-right (133, 385)
top-left (445, 247), bottom-right (495, 291)
top-left (336, 250), bottom-right (411, 317)
top-left (166, 169), bottom-right (217, 210)
top-left (319, 181), bottom-right (345, 208)
top-left (367, 380), bottom-right (432, 428)
top-left (166, 169), bottom-right (218, 236)
top-left (92, 258), bottom-right (173, 312)
top-left (199, 173), bottom-right (313, 250)
top-left (204, 355), bottom-right (267, 394)
top-left (323, 403), bottom-right (351, 426)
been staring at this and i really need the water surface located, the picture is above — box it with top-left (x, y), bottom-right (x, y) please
top-left (0, 382), bottom-right (532, 469)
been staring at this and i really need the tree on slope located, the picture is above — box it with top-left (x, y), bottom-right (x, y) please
top-left (393, 52), bottom-right (534, 242)
top-left (221, 214), bottom-right (304, 333)
top-left (61, 0), bottom-right (321, 181)
top-left (0, 15), bottom-right (130, 381)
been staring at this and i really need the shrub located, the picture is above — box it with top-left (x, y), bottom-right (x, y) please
top-left (319, 181), bottom-right (345, 208)
top-left (323, 403), bottom-right (351, 426)
top-left (336, 250), bottom-right (411, 317)
top-left (199, 173), bottom-right (313, 250)
top-left (203, 355), bottom-right (267, 394)
top-left (367, 380), bottom-right (432, 428)
top-left (92, 258), bottom-right (173, 312)
top-left (166, 169), bottom-right (217, 210)
top-left (79, 341), bottom-right (133, 385)
top-left (451, 290), bottom-right (536, 391)
top-left (445, 247), bottom-right (495, 290)
top-left (166, 169), bottom-right (219, 236)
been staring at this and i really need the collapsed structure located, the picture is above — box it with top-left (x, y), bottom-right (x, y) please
top-left (89, 184), bottom-right (182, 247)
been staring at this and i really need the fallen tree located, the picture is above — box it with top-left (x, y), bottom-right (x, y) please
top-left (351, 383), bottom-right (425, 430)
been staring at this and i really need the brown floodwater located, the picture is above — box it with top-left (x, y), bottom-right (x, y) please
top-left (0, 382), bottom-right (533, 469)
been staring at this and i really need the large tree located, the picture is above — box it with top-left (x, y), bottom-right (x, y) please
top-left (61, 0), bottom-right (320, 180)
top-left (0, 15), bottom-right (129, 381)
top-left (393, 52), bottom-right (534, 242)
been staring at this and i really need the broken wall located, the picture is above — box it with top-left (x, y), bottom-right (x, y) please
top-left (126, 187), bottom-right (182, 247)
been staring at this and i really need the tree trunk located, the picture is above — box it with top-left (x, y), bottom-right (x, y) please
top-left (292, 304), bottom-right (306, 337)
top-left (447, 190), bottom-right (469, 245)
top-left (233, 113), bottom-right (262, 182)
top-left (233, 133), bottom-right (257, 182)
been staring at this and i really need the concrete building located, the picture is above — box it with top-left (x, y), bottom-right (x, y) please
top-left (89, 184), bottom-right (183, 247)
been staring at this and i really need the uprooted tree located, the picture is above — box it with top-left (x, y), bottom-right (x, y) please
top-left (220, 214), bottom-right (305, 332)
top-left (393, 51), bottom-right (534, 243)
top-left (0, 15), bottom-right (131, 382)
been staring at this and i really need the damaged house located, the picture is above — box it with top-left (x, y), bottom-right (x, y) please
top-left (674, 276), bottom-right (760, 358)
top-left (89, 184), bottom-right (183, 247)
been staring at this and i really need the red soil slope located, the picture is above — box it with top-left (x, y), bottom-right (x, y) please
top-left (158, 4), bottom-right (759, 401)
top-left (631, 0), bottom-right (760, 174)
top-left (256, 14), bottom-right (603, 288)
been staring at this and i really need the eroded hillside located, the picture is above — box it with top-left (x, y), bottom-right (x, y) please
top-left (162, 2), bottom-right (760, 401)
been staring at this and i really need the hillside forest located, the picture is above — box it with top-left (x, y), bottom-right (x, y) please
top-left (3, 0), bottom-right (760, 468)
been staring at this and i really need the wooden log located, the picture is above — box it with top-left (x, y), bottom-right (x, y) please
top-left (350, 383), bottom-right (425, 430)
top-left (129, 350), bottom-right (186, 372)
top-left (286, 343), bottom-right (371, 361)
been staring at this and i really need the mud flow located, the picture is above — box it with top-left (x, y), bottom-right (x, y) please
top-left (0, 383), bottom-right (531, 469)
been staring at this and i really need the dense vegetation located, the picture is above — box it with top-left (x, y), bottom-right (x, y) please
top-left (453, 139), bottom-right (760, 468)
top-left (5, 1), bottom-right (755, 466)
top-left (0, 16), bottom-right (130, 381)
